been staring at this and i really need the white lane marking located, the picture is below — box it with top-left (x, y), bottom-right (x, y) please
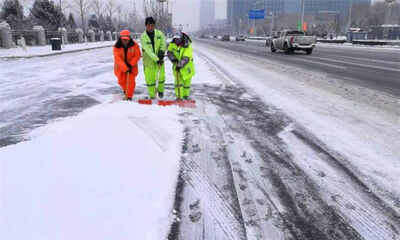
top-left (309, 56), bottom-right (400, 73)
top-left (316, 43), bottom-right (400, 52)
top-left (292, 58), bottom-right (348, 69)
top-left (327, 54), bottom-right (400, 66)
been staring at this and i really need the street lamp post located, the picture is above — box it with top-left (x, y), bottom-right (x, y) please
top-left (301, 0), bottom-right (305, 28)
top-left (264, 12), bottom-right (274, 36)
top-left (270, 12), bottom-right (274, 35)
top-left (347, 0), bottom-right (353, 31)
top-left (253, 0), bottom-right (256, 36)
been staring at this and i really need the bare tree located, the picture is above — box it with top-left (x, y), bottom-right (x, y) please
top-left (351, 3), bottom-right (371, 30)
top-left (388, 2), bottom-right (400, 24)
top-left (142, 0), bottom-right (169, 33)
top-left (130, 2), bottom-right (139, 30)
top-left (71, 0), bottom-right (93, 34)
top-left (369, 2), bottom-right (387, 27)
top-left (57, 0), bottom-right (70, 13)
top-left (368, 2), bottom-right (388, 38)
top-left (105, 0), bottom-right (116, 20)
top-left (116, 4), bottom-right (123, 31)
top-left (92, 0), bottom-right (103, 18)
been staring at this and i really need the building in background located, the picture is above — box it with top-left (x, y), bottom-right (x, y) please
top-left (200, 0), bottom-right (216, 29)
top-left (285, 0), bottom-right (302, 13)
top-left (227, 0), bottom-right (284, 34)
top-left (301, 0), bottom-right (371, 16)
top-left (227, 0), bottom-right (373, 34)
top-left (264, 0), bottom-right (285, 15)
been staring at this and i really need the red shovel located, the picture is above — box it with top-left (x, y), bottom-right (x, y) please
top-left (138, 70), bottom-right (195, 108)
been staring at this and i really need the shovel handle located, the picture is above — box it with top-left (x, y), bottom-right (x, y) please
top-left (176, 70), bottom-right (181, 100)
top-left (125, 72), bottom-right (130, 99)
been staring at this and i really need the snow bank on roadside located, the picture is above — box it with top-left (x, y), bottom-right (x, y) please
top-left (0, 41), bottom-right (115, 58)
top-left (0, 101), bottom-right (183, 240)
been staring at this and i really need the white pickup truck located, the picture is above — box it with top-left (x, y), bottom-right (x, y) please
top-left (271, 30), bottom-right (316, 54)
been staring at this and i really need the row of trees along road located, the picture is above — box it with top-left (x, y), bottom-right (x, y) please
top-left (0, 0), bottom-right (148, 38)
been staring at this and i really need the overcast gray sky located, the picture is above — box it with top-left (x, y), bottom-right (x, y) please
top-left (172, 0), bottom-right (226, 32)
top-left (124, 0), bottom-right (227, 32)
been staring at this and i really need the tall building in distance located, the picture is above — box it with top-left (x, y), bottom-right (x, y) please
top-left (285, 0), bottom-right (302, 13)
top-left (200, 0), bottom-right (216, 29)
top-left (297, 0), bottom-right (371, 16)
top-left (226, 0), bottom-right (284, 33)
top-left (227, 0), bottom-right (285, 33)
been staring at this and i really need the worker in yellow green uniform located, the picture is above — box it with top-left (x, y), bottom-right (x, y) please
top-left (167, 32), bottom-right (195, 100)
top-left (140, 16), bottom-right (166, 99)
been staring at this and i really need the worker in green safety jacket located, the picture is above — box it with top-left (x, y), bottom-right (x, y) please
top-left (167, 32), bottom-right (195, 100)
top-left (140, 16), bottom-right (166, 99)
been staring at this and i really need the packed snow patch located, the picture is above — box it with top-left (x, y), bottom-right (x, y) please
top-left (0, 101), bottom-right (183, 240)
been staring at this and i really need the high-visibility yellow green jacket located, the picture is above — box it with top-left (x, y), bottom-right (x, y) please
top-left (167, 41), bottom-right (195, 80)
top-left (140, 29), bottom-right (166, 68)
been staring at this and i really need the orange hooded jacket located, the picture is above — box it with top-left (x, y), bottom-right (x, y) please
top-left (113, 38), bottom-right (141, 79)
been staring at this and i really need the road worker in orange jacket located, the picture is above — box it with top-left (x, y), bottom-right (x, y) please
top-left (113, 30), bottom-right (141, 100)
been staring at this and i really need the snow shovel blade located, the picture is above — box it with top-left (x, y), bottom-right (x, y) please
top-left (158, 100), bottom-right (196, 108)
top-left (138, 99), bottom-right (153, 105)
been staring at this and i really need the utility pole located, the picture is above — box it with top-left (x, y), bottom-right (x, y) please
top-left (270, 12), bottom-right (274, 35)
top-left (301, 0), bottom-right (305, 28)
top-left (253, 0), bottom-right (259, 36)
top-left (347, 0), bottom-right (353, 31)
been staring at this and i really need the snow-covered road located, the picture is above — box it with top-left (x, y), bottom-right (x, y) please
top-left (169, 43), bottom-right (400, 240)
top-left (1, 43), bottom-right (399, 239)
top-left (0, 47), bottom-right (120, 147)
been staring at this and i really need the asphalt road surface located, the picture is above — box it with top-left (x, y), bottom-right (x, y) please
top-left (197, 38), bottom-right (400, 97)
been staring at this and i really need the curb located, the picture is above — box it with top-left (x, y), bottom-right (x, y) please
top-left (0, 44), bottom-right (115, 60)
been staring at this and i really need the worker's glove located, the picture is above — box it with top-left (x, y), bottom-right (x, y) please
top-left (175, 66), bottom-right (181, 71)
top-left (157, 60), bottom-right (164, 66)
top-left (176, 57), bottom-right (189, 70)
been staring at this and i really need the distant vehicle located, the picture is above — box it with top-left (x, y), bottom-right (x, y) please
top-left (270, 30), bottom-right (316, 55)
top-left (265, 31), bottom-right (279, 46)
top-left (236, 34), bottom-right (245, 41)
top-left (221, 35), bottom-right (230, 41)
top-left (200, 35), bottom-right (209, 39)
top-left (213, 35), bottom-right (218, 38)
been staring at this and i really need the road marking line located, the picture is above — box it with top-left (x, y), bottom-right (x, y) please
top-left (309, 56), bottom-right (400, 73)
top-left (293, 58), bottom-right (348, 69)
top-left (325, 54), bottom-right (400, 66)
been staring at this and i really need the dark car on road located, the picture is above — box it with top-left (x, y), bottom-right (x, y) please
top-left (221, 35), bottom-right (230, 41)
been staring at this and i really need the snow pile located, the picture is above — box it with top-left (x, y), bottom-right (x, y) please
top-left (0, 41), bottom-right (115, 58)
top-left (0, 101), bottom-right (183, 240)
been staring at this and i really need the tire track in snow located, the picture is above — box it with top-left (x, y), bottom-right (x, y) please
top-left (283, 126), bottom-right (400, 240)
top-left (181, 153), bottom-right (246, 239)
top-left (191, 49), bottom-right (371, 239)
top-left (193, 47), bottom-right (400, 239)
